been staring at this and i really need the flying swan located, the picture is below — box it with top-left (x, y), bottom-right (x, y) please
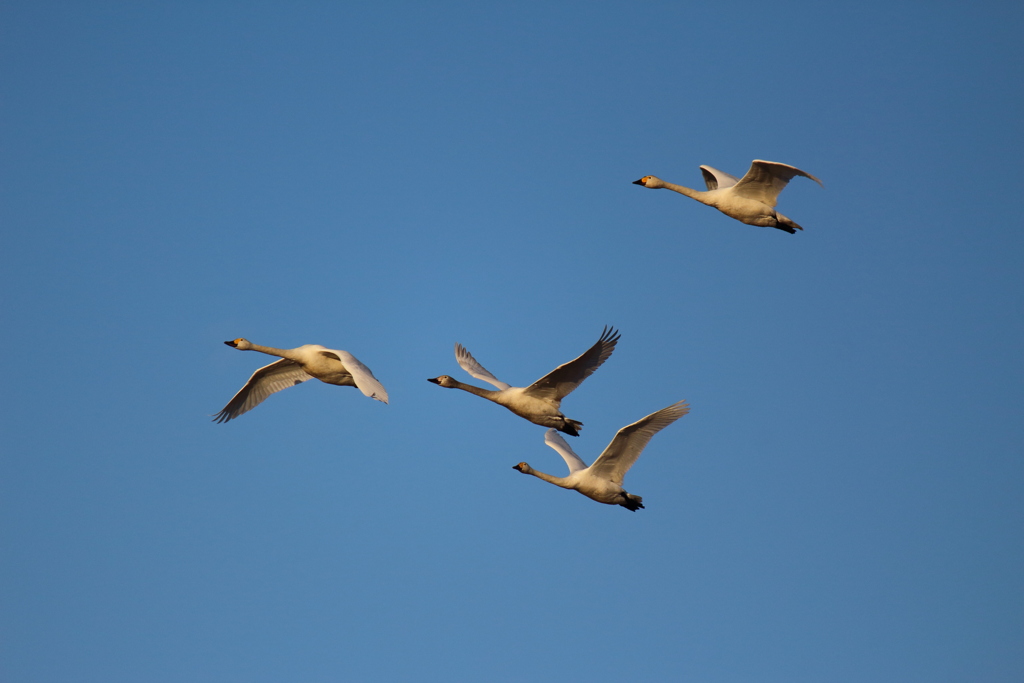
top-left (427, 327), bottom-right (620, 436)
top-left (512, 400), bottom-right (690, 510)
top-left (213, 338), bottom-right (389, 423)
top-left (633, 159), bottom-right (822, 233)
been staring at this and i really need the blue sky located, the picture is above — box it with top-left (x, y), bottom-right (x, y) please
top-left (1, 2), bottom-right (1021, 681)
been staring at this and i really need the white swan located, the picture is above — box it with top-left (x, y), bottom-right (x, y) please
top-left (512, 400), bottom-right (690, 511)
top-left (427, 327), bottom-right (620, 436)
top-left (214, 338), bottom-right (388, 423)
top-left (633, 160), bottom-right (822, 233)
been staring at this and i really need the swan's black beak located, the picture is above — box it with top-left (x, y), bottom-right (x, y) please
top-left (513, 464), bottom-right (524, 472)
top-left (427, 377), bottom-right (441, 384)
top-left (632, 178), bottom-right (646, 185)
top-left (224, 340), bottom-right (238, 347)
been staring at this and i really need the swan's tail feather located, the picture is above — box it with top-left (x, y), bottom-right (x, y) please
top-left (774, 212), bottom-right (803, 234)
top-left (561, 419), bottom-right (583, 437)
top-left (620, 493), bottom-right (645, 511)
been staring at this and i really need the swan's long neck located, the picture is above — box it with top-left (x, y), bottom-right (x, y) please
top-left (451, 380), bottom-right (501, 400)
top-left (660, 181), bottom-right (707, 202)
top-left (520, 464), bottom-right (573, 490)
top-left (245, 343), bottom-right (301, 361)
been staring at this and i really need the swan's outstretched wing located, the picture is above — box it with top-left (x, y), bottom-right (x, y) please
top-left (588, 401), bottom-right (690, 485)
top-left (213, 359), bottom-right (314, 423)
top-left (455, 343), bottom-right (511, 390)
top-left (699, 165), bottom-right (740, 190)
top-left (325, 349), bottom-right (390, 404)
top-left (731, 160), bottom-right (823, 208)
top-left (525, 326), bottom-right (620, 401)
top-left (544, 429), bottom-right (588, 474)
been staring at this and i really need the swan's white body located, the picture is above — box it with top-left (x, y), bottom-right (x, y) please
top-left (428, 327), bottom-right (620, 436)
top-left (633, 160), bottom-right (822, 233)
top-left (214, 338), bottom-right (388, 423)
top-left (513, 401), bottom-right (690, 510)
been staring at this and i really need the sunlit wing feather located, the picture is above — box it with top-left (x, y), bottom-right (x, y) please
top-left (455, 343), bottom-right (511, 390)
top-left (731, 160), bottom-right (823, 208)
top-left (525, 326), bottom-right (620, 401)
top-left (588, 401), bottom-right (690, 485)
top-left (544, 429), bottom-right (588, 474)
top-left (213, 359), bottom-right (314, 423)
top-left (699, 165), bottom-right (740, 190)
top-left (325, 349), bottom-right (389, 404)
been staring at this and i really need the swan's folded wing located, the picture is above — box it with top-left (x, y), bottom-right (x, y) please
top-left (213, 359), bottom-right (314, 423)
top-left (329, 349), bottom-right (389, 404)
top-left (455, 343), bottom-right (510, 390)
top-left (731, 160), bottom-right (823, 208)
top-left (699, 165), bottom-right (740, 191)
top-left (588, 401), bottom-right (690, 485)
top-left (544, 429), bottom-right (588, 474)
top-left (525, 326), bottom-right (620, 401)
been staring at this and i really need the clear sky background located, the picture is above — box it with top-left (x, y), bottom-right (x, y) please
top-left (2, 2), bottom-right (1021, 681)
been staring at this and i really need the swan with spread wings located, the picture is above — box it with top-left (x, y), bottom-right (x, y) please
top-left (428, 327), bottom-right (619, 436)
top-left (513, 401), bottom-right (690, 510)
top-left (214, 338), bottom-right (388, 423)
top-left (633, 159), bottom-right (822, 233)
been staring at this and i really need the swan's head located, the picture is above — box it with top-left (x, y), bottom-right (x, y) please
top-left (632, 175), bottom-right (662, 189)
top-left (513, 462), bottom-right (530, 473)
top-left (224, 338), bottom-right (251, 350)
top-left (427, 375), bottom-right (458, 387)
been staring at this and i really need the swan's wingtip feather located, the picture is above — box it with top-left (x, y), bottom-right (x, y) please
top-left (668, 400), bottom-right (691, 416)
top-left (600, 325), bottom-right (621, 344)
top-left (751, 159), bottom-right (823, 186)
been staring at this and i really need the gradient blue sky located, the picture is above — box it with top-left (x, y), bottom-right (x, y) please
top-left (2, 3), bottom-right (1022, 681)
